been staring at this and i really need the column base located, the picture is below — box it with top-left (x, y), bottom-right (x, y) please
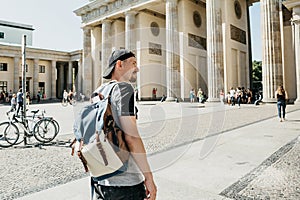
top-left (294, 99), bottom-right (300, 105)
top-left (206, 97), bottom-right (221, 103)
top-left (165, 96), bottom-right (180, 102)
top-left (262, 98), bottom-right (277, 103)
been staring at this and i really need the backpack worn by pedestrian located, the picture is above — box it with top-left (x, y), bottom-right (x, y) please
top-left (71, 82), bottom-right (130, 180)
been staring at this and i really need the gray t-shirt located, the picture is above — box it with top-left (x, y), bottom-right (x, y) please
top-left (98, 81), bottom-right (144, 186)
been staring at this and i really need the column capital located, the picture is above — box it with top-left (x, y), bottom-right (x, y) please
top-left (165, 0), bottom-right (178, 4)
top-left (125, 10), bottom-right (138, 16)
top-left (101, 19), bottom-right (113, 25)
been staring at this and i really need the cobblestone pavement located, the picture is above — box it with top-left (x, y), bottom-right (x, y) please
top-left (220, 136), bottom-right (300, 200)
top-left (0, 102), bottom-right (299, 199)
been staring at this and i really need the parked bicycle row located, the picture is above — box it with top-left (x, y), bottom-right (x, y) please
top-left (0, 109), bottom-right (60, 148)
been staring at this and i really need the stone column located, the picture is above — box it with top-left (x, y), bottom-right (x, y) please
top-left (83, 27), bottom-right (93, 94)
top-left (261, 0), bottom-right (283, 102)
top-left (77, 59), bottom-right (83, 95)
top-left (58, 64), bottom-right (65, 98)
top-left (101, 20), bottom-right (112, 83)
top-left (292, 6), bottom-right (300, 103)
top-left (68, 61), bottom-right (73, 90)
top-left (125, 11), bottom-right (137, 52)
top-left (206, 0), bottom-right (224, 102)
top-left (165, 0), bottom-right (180, 101)
top-left (33, 59), bottom-right (39, 99)
top-left (51, 60), bottom-right (57, 99)
top-left (14, 57), bottom-right (20, 92)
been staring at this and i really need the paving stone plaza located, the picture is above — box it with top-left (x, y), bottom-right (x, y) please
top-left (0, 101), bottom-right (299, 200)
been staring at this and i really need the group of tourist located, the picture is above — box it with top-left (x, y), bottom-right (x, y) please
top-left (225, 87), bottom-right (254, 108)
top-left (189, 88), bottom-right (206, 103)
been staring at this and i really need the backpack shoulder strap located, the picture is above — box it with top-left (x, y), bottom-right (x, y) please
top-left (97, 81), bottom-right (118, 98)
top-left (94, 82), bottom-right (118, 133)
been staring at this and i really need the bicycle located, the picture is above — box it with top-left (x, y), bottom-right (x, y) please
top-left (34, 109), bottom-right (60, 135)
top-left (61, 98), bottom-right (76, 107)
top-left (0, 111), bottom-right (57, 147)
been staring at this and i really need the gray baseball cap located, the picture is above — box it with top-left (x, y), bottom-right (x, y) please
top-left (103, 49), bottom-right (135, 79)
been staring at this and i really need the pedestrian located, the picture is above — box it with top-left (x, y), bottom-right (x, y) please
top-left (219, 89), bottom-right (225, 103)
top-left (93, 49), bottom-right (157, 199)
top-left (16, 88), bottom-right (23, 116)
top-left (68, 90), bottom-right (73, 105)
top-left (236, 87), bottom-right (242, 108)
top-left (275, 85), bottom-right (288, 122)
top-left (10, 93), bottom-right (17, 112)
top-left (80, 93), bottom-right (85, 102)
top-left (190, 88), bottom-right (195, 103)
top-left (161, 94), bottom-right (166, 102)
top-left (229, 87), bottom-right (236, 106)
top-left (37, 91), bottom-right (41, 103)
top-left (63, 90), bottom-right (68, 103)
top-left (197, 88), bottom-right (203, 103)
top-left (26, 92), bottom-right (31, 106)
top-left (152, 88), bottom-right (157, 100)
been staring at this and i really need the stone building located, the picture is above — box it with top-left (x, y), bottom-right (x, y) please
top-left (74, 0), bottom-right (300, 103)
top-left (0, 20), bottom-right (82, 100)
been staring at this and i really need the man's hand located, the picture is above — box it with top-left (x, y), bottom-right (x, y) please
top-left (144, 175), bottom-right (157, 200)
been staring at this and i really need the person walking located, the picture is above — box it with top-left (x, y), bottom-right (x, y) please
top-left (10, 94), bottom-right (17, 112)
top-left (16, 88), bottom-right (23, 116)
top-left (236, 87), bottom-right (242, 108)
top-left (93, 49), bottom-right (157, 200)
top-left (275, 85), bottom-right (288, 122)
top-left (229, 87), bottom-right (236, 106)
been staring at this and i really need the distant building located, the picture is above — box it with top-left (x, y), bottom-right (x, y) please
top-left (0, 20), bottom-right (82, 100)
top-left (0, 19), bottom-right (33, 46)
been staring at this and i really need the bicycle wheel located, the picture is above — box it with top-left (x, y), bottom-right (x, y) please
top-left (51, 119), bottom-right (60, 134)
top-left (0, 122), bottom-right (19, 148)
top-left (43, 117), bottom-right (60, 135)
top-left (33, 119), bottom-right (57, 143)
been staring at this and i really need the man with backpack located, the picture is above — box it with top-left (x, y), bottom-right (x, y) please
top-left (90, 49), bottom-right (156, 200)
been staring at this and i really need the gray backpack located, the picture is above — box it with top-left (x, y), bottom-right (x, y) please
top-left (71, 81), bottom-right (129, 179)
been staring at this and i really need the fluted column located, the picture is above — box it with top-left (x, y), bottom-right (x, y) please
top-left (14, 57), bottom-right (20, 92)
top-left (83, 27), bottom-right (93, 94)
top-left (33, 59), bottom-right (39, 99)
top-left (58, 64), bottom-right (65, 98)
top-left (206, 0), bottom-right (224, 102)
top-left (165, 0), bottom-right (180, 101)
top-left (101, 20), bottom-right (112, 83)
top-left (77, 59), bottom-right (83, 95)
top-left (293, 6), bottom-right (300, 103)
top-left (261, 0), bottom-right (283, 102)
top-left (51, 60), bottom-right (57, 99)
top-left (125, 11), bottom-right (137, 52)
top-left (68, 61), bottom-right (73, 90)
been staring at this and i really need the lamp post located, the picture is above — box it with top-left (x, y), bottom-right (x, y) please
top-left (21, 35), bottom-right (27, 145)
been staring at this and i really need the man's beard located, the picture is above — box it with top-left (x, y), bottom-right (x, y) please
top-left (129, 73), bottom-right (137, 83)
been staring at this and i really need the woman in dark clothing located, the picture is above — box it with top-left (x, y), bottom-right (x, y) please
top-left (275, 85), bottom-right (288, 122)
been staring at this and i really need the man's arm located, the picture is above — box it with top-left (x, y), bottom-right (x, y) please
top-left (119, 116), bottom-right (157, 200)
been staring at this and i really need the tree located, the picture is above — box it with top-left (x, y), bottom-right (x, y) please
top-left (252, 60), bottom-right (262, 91)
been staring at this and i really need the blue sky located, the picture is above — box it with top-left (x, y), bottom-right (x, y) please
top-left (0, 0), bottom-right (262, 60)
top-left (249, 2), bottom-right (262, 61)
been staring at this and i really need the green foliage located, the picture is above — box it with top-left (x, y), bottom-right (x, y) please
top-left (252, 60), bottom-right (262, 90)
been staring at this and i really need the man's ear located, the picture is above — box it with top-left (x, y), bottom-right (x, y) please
top-left (115, 60), bottom-right (122, 69)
